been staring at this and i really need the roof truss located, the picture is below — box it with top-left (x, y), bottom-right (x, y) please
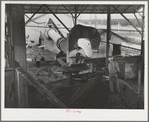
top-left (20, 4), bottom-right (143, 14)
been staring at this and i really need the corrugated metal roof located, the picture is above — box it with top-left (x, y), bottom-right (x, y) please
top-left (23, 4), bottom-right (143, 14)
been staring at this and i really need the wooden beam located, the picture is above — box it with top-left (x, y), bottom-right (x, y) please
top-left (105, 6), bottom-right (111, 69)
top-left (9, 4), bottom-right (28, 107)
top-left (16, 68), bottom-right (67, 108)
top-left (6, 6), bottom-right (13, 68)
top-left (5, 70), bottom-right (15, 107)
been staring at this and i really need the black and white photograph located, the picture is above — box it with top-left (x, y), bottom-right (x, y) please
top-left (1, 1), bottom-right (148, 121)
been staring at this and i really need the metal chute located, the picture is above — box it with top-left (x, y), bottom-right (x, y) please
top-left (67, 24), bottom-right (101, 52)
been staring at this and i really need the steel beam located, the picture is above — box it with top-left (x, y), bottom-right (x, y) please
top-left (134, 5), bottom-right (143, 13)
top-left (31, 14), bottom-right (46, 21)
top-left (25, 5), bottom-right (44, 25)
top-left (138, 12), bottom-right (143, 18)
top-left (44, 5), bottom-right (70, 32)
top-left (91, 5), bottom-right (96, 14)
top-left (25, 14), bottom-right (46, 24)
top-left (49, 18), bottom-right (65, 38)
top-left (105, 6), bottom-right (111, 69)
top-left (123, 5), bottom-right (132, 13)
top-left (76, 5), bottom-right (89, 18)
top-left (74, 5), bottom-right (77, 26)
top-left (134, 13), bottom-right (143, 29)
top-left (113, 5), bottom-right (120, 13)
top-left (62, 5), bottom-right (74, 18)
top-left (112, 6), bottom-right (142, 35)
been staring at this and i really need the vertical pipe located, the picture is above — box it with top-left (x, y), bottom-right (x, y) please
top-left (106, 6), bottom-right (111, 69)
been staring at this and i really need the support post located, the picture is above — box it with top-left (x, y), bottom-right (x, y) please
top-left (74, 5), bottom-right (77, 26)
top-left (6, 4), bottom-right (18, 107)
top-left (141, 5), bottom-right (145, 56)
top-left (105, 6), bottom-right (111, 69)
top-left (9, 4), bottom-right (28, 107)
top-left (139, 5), bottom-right (145, 93)
top-left (44, 5), bottom-right (70, 32)
top-left (6, 6), bottom-right (14, 68)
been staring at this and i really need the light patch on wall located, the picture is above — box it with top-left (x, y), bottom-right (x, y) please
top-left (125, 63), bottom-right (137, 79)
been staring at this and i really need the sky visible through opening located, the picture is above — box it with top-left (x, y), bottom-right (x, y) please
top-left (78, 7), bottom-right (143, 20)
top-left (78, 13), bottom-right (142, 20)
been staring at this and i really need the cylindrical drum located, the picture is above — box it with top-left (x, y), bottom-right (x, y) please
top-left (47, 29), bottom-right (61, 43)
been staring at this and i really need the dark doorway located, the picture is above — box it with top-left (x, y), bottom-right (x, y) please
top-left (112, 44), bottom-right (121, 56)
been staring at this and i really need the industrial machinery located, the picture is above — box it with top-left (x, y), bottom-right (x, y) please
top-left (46, 24), bottom-right (101, 84)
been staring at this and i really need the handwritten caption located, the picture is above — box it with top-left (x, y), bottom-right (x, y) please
top-left (65, 109), bottom-right (81, 113)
